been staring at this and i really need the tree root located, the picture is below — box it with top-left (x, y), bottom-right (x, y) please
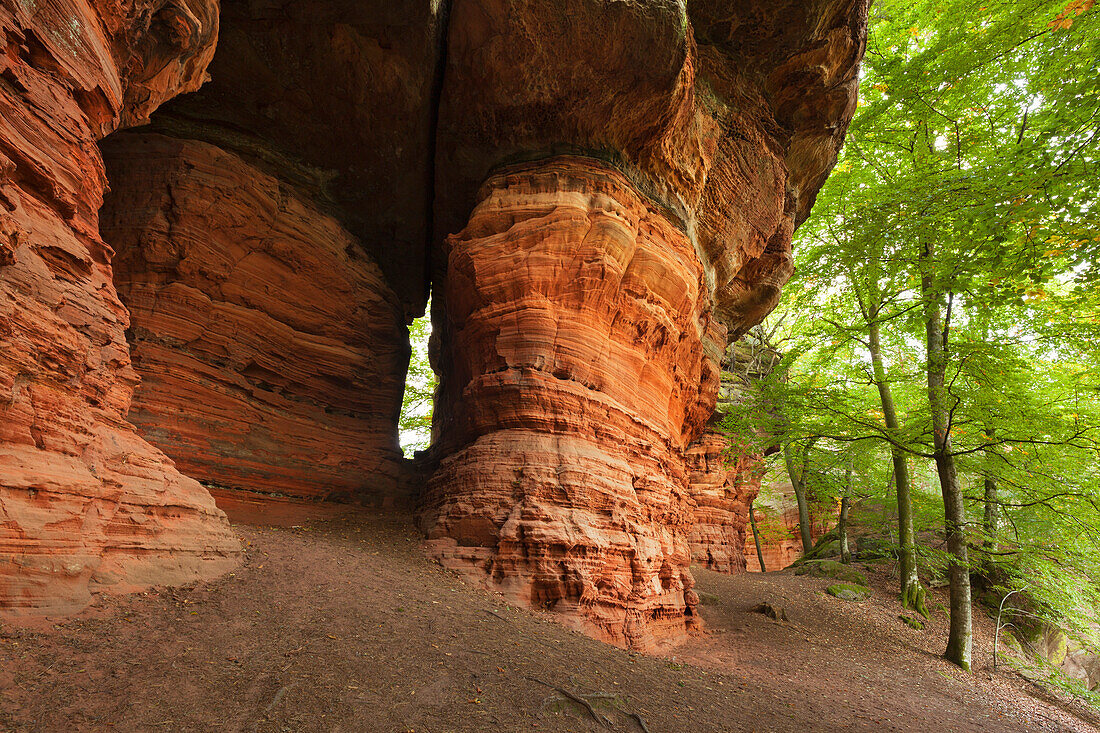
top-left (526, 676), bottom-right (612, 728)
top-left (901, 582), bottom-right (929, 619)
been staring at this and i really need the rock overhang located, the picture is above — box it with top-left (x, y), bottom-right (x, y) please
top-left (1, 0), bottom-right (869, 643)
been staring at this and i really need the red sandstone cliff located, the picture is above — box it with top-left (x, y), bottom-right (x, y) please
top-left (0, 0), bottom-right (238, 616)
top-left (0, 0), bottom-right (869, 644)
top-left (101, 133), bottom-right (410, 506)
top-left (94, 0), bottom-right (449, 510)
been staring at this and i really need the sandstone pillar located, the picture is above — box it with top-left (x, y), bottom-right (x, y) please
top-left (422, 0), bottom-right (871, 646)
top-left (421, 157), bottom-right (727, 649)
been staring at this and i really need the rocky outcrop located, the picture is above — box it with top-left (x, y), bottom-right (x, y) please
top-left (0, 0), bottom-right (239, 617)
top-left (434, 0), bottom-right (868, 337)
top-left (93, 1), bottom-right (448, 509)
top-left (101, 133), bottom-right (410, 506)
top-left (424, 0), bottom-right (868, 647)
top-left (686, 434), bottom-right (762, 574)
top-left (0, 0), bottom-right (868, 643)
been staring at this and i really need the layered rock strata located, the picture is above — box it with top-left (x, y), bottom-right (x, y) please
top-left (425, 0), bottom-right (868, 646)
top-left (433, 0), bottom-right (869, 336)
top-left (685, 433), bottom-right (762, 574)
top-left (0, 0), bottom-right (239, 616)
top-left (147, 0), bottom-right (447, 310)
top-left (101, 133), bottom-right (410, 505)
top-left (92, 1), bottom-right (447, 508)
top-left (422, 158), bottom-right (725, 648)
top-left (0, 0), bottom-right (870, 643)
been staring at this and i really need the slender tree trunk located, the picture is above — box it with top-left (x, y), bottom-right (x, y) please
top-left (867, 320), bottom-right (926, 614)
top-left (982, 430), bottom-right (999, 553)
top-left (749, 504), bottom-right (767, 573)
top-left (839, 458), bottom-right (852, 564)
top-left (982, 476), bottom-right (999, 550)
top-left (921, 240), bottom-right (972, 672)
top-left (935, 450), bottom-right (971, 671)
top-left (783, 442), bottom-right (814, 555)
top-left (882, 465), bottom-right (897, 542)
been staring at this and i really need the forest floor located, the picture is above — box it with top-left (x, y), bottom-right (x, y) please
top-left (2, 507), bottom-right (1098, 733)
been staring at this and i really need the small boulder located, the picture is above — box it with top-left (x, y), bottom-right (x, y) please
top-left (855, 537), bottom-right (898, 561)
top-left (794, 559), bottom-right (867, 586)
top-left (827, 583), bottom-right (870, 601)
top-left (789, 531), bottom-right (841, 567)
top-left (751, 602), bottom-right (789, 622)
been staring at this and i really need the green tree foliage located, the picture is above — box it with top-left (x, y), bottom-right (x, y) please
top-left (729, 0), bottom-right (1100, 674)
top-left (399, 312), bottom-right (435, 456)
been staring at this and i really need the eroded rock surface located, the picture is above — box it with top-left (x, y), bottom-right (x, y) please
top-left (685, 333), bottom-right (781, 575)
top-left (425, 0), bottom-right (868, 647)
top-left (434, 0), bottom-right (868, 336)
top-left (101, 133), bottom-right (410, 505)
top-left (422, 158), bottom-right (723, 647)
top-left (0, 0), bottom-right (238, 616)
top-left (1, 0), bottom-right (868, 642)
top-left (93, 1), bottom-right (449, 508)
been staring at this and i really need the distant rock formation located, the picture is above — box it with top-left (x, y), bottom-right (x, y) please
top-left (745, 478), bottom-right (838, 573)
top-left (686, 431), bottom-right (762, 575)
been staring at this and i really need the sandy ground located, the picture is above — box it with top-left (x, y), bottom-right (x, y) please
top-left (1, 510), bottom-right (1097, 732)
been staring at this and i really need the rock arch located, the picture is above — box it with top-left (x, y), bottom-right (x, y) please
top-left (1, 0), bottom-right (868, 646)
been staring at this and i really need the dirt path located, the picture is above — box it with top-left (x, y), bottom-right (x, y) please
top-left (684, 565), bottom-right (1100, 732)
top-left (1, 511), bottom-right (1096, 732)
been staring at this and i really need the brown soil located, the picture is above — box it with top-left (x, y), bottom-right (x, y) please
top-left (2, 510), bottom-right (1097, 732)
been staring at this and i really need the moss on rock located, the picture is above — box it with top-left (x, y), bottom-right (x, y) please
top-left (795, 560), bottom-right (867, 586)
top-left (826, 583), bottom-right (871, 601)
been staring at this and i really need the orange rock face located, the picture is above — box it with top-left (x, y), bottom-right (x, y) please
top-left (100, 133), bottom-right (411, 505)
top-left (0, 0), bottom-right (869, 642)
top-left (422, 158), bottom-right (725, 649)
top-left (0, 0), bottom-right (239, 616)
top-left (745, 528), bottom-right (805, 573)
top-left (150, 0), bottom-right (446, 310)
top-left (685, 434), bottom-right (763, 574)
top-left (434, 0), bottom-right (869, 338)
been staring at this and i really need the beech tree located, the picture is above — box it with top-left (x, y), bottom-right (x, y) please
top-left (729, 0), bottom-right (1100, 673)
